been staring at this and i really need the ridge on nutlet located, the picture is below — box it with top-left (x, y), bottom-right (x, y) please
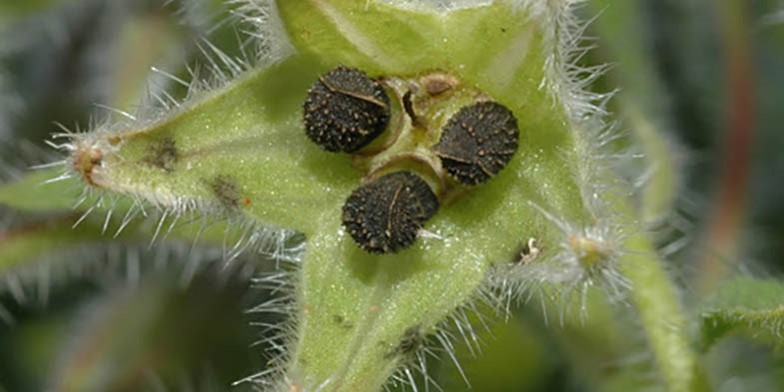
top-left (303, 66), bottom-right (391, 153)
top-left (434, 101), bottom-right (519, 185)
top-left (342, 172), bottom-right (439, 254)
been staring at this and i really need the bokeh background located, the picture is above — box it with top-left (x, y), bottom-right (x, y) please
top-left (1, 0), bottom-right (783, 391)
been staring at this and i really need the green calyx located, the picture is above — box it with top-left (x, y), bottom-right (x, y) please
top-left (0, 1), bottom-right (701, 391)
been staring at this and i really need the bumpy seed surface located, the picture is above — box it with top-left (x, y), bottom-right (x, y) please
top-left (303, 66), bottom-right (390, 153)
top-left (342, 172), bottom-right (439, 254)
top-left (434, 101), bottom-right (519, 185)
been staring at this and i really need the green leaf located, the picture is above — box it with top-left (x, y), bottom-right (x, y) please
top-left (0, 170), bottom-right (83, 212)
top-left (701, 277), bottom-right (784, 349)
top-left (64, 54), bottom-right (348, 236)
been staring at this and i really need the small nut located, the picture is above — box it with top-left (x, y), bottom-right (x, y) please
top-left (303, 66), bottom-right (390, 153)
top-left (342, 171), bottom-right (439, 254)
top-left (434, 101), bottom-right (519, 185)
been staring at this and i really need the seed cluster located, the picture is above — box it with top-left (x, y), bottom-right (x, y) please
top-left (303, 66), bottom-right (390, 153)
top-left (342, 172), bottom-right (438, 254)
top-left (302, 66), bottom-right (520, 254)
top-left (434, 101), bottom-right (519, 185)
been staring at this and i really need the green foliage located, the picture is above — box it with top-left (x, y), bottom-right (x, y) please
top-left (0, 170), bottom-right (82, 212)
top-left (701, 277), bottom-right (784, 350)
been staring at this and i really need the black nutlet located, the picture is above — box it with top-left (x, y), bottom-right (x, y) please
top-left (303, 66), bottom-right (391, 153)
top-left (434, 101), bottom-right (519, 185)
top-left (342, 171), bottom-right (439, 254)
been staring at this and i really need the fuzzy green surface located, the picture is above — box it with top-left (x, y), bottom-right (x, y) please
top-left (0, 170), bottom-right (82, 211)
top-left (590, 0), bottom-right (680, 224)
top-left (80, 1), bottom-right (588, 389)
top-left (621, 234), bottom-right (704, 392)
top-left (278, 1), bottom-right (589, 390)
top-left (701, 277), bottom-right (784, 350)
top-left (92, 55), bottom-right (349, 235)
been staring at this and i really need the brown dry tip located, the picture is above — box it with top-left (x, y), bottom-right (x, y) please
top-left (569, 235), bottom-right (607, 268)
top-left (421, 74), bottom-right (460, 96)
top-left (72, 145), bottom-right (103, 186)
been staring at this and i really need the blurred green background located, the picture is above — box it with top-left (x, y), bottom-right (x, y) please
top-left (1, 0), bottom-right (783, 391)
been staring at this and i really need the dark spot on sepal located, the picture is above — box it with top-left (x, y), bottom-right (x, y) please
top-left (384, 325), bottom-right (424, 359)
top-left (209, 175), bottom-right (245, 209)
top-left (146, 136), bottom-right (178, 172)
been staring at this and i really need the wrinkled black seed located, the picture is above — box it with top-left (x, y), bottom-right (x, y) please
top-left (342, 172), bottom-right (439, 254)
top-left (210, 175), bottom-right (241, 208)
top-left (303, 66), bottom-right (390, 153)
top-left (147, 137), bottom-right (178, 172)
top-left (434, 101), bottom-right (519, 185)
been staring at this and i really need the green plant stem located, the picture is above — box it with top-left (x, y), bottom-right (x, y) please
top-left (622, 233), bottom-right (705, 392)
